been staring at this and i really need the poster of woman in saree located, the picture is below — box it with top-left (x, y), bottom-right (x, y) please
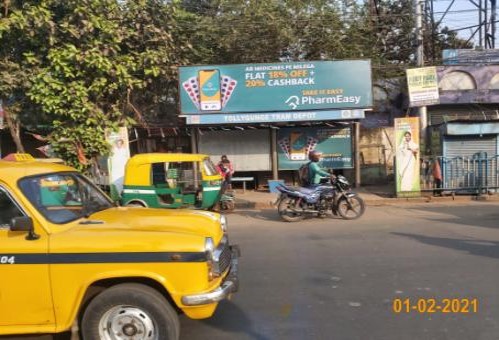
top-left (397, 131), bottom-right (419, 191)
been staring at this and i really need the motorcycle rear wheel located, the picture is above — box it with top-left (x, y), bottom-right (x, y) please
top-left (337, 195), bottom-right (365, 220)
top-left (278, 197), bottom-right (305, 222)
top-left (221, 200), bottom-right (235, 212)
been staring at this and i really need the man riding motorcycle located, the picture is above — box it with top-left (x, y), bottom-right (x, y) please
top-left (307, 150), bottom-right (334, 187)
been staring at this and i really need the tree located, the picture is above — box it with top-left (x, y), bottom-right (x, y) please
top-left (0, 0), bottom-right (54, 152)
top-left (2, 0), bottom-right (191, 169)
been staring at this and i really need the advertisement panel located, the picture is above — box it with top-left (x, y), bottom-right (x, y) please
top-left (179, 60), bottom-right (372, 114)
top-left (395, 117), bottom-right (420, 197)
top-left (277, 127), bottom-right (353, 170)
top-left (184, 109), bottom-right (365, 125)
top-left (443, 49), bottom-right (499, 65)
top-left (406, 67), bottom-right (440, 107)
top-left (89, 127), bottom-right (131, 200)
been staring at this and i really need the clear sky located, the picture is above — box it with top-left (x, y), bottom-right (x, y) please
top-left (432, 0), bottom-right (488, 46)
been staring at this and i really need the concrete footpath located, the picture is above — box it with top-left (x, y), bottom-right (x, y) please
top-left (231, 184), bottom-right (499, 210)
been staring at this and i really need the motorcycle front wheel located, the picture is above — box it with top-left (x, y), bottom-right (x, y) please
top-left (337, 195), bottom-right (365, 220)
top-left (278, 196), bottom-right (305, 222)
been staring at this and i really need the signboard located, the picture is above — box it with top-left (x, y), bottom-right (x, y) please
top-left (443, 49), bottom-right (499, 65)
top-left (395, 117), bottom-right (420, 197)
top-left (184, 109), bottom-right (365, 125)
top-left (406, 67), bottom-right (440, 107)
top-left (179, 60), bottom-right (373, 114)
top-left (91, 127), bottom-right (130, 200)
top-left (277, 127), bottom-right (353, 170)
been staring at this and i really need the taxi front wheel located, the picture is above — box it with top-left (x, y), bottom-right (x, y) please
top-left (81, 283), bottom-right (179, 340)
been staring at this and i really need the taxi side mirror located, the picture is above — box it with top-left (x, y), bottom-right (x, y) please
top-left (11, 217), bottom-right (40, 240)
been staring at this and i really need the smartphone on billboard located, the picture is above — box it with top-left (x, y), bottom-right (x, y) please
top-left (290, 132), bottom-right (307, 160)
top-left (199, 69), bottom-right (222, 111)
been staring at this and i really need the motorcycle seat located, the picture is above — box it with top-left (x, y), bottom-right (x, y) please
top-left (297, 187), bottom-right (317, 195)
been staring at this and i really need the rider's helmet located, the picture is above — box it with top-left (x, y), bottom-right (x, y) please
top-left (308, 150), bottom-right (322, 162)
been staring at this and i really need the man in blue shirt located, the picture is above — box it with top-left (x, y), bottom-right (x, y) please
top-left (307, 150), bottom-right (331, 186)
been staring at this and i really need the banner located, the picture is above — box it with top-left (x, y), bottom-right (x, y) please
top-left (184, 109), bottom-right (365, 125)
top-left (406, 67), bottom-right (440, 107)
top-left (106, 127), bottom-right (130, 200)
top-left (395, 117), bottom-right (420, 197)
top-left (179, 60), bottom-right (372, 114)
top-left (277, 127), bottom-right (353, 170)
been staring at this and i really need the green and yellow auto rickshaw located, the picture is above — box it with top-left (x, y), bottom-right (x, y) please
top-left (121, 153), bottom-right (224, 209)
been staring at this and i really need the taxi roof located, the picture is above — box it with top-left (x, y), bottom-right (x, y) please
top-left (0, 160), bottom-right (76, 183)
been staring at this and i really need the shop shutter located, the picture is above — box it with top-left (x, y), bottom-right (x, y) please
top-left (444, 135), bottom-right (497, 158)
top-left (443, 135), bottom-right (498, 190)
top-left (198, 129), bottom-right (271, 171)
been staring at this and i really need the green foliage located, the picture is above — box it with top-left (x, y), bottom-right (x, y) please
top-left (0, 0), bottom-right (475, 169)
top-left (1, 0), bottom-right (189, 169)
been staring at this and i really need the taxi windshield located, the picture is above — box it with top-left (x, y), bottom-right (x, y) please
top-left (19, 172), bottom-right (113, 224)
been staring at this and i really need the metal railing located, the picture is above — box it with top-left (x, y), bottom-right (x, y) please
top-left (421, 155), bottom-right (499, 194)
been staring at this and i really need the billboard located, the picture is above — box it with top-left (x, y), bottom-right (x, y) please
top-left (443, 49), bottom-right (499, 65)
top-left (406, 67), bottom-right (439, 107)
top-left (179, 60), bottom-right (373, 114)
top-left (277, 127), bottom-right (353, 170)
top-left (395, 117), bottom-right (420, 197)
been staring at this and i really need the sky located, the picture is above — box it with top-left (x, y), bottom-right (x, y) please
top-left (432, 0), bottom-right (490, 47)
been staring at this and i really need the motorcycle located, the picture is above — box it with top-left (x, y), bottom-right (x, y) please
top-left (219, 190), bottom-right (235, 212)
top-left (275, 175), bottom-right (365, 222)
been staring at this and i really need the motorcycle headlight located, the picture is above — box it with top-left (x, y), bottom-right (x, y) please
top-left (220, 214), bottom-right (228, 233)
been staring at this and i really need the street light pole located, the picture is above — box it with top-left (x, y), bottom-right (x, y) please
top-left (415, 0), bottom-right (428, 152)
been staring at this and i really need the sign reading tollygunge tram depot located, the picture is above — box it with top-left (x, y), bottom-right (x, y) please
top-left (179, 60), bottom-right (373, 115)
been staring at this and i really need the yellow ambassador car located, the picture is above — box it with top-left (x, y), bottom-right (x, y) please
top-left (0, 158), bottom-right (239, 339)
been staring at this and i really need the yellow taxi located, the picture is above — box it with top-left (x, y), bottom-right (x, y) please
top-left (0, 157), bottom-right (239, 339)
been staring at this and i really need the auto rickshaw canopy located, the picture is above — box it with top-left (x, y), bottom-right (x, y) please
top-left (124, 153), bottom-right (222, 187)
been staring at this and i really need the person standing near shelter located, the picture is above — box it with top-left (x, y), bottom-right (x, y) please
top-left (218, 155), bottom-right (234, 181)
top-left (216, 155), bottom-right (234, 190)
top-left (432, 158), bottom-right (443, 196)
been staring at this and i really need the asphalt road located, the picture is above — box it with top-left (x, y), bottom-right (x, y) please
top-left (6, 201), bottom-right (499, 340)
top-left (181, 202), bottom-right (499, 340)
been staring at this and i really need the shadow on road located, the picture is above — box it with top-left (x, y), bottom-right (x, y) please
top-left (393, 232), bottom-right (499, 259)
top-left (234, 208), bottom-right (344, 222)
top-left (404, 203), bottom-right (499, 230)
top-left (234, 208), bottom-right (282, 221)
top-left (182, 301), bottom-right (271, 340)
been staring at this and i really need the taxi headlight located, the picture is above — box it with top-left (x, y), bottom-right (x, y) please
top-left (205, 237), bottom-right (215, 281)
top-left (220, 214), bottom-right (228, 233)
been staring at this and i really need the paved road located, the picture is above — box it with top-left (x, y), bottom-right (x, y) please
top-left (5, 202), bottom-right (499, 340)
top-left (181, 202), bottom-right (499, 340)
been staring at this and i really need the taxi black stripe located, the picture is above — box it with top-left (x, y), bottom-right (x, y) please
top-left (0, 252), bottom-right (207, 264)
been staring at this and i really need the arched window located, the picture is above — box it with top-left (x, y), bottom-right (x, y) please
top-left (439, 71), bottom-right (476, 90)
top-left (489, 73), bottom-right (499, 89)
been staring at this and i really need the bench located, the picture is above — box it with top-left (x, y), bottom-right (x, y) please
top-left (230, 177), bottom-right (255, 194)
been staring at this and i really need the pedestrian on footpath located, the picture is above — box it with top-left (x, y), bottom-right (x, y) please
top-left (433, 158), bottom-right (442, 196)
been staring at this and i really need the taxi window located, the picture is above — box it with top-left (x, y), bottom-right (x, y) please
top-left (19, 172), bottom-right (113, 224)
top-left (0, 188), bottom-right (24, 228)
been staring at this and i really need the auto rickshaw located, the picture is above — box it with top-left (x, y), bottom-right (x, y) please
top-left (121, 153), bottom-right (224, 209)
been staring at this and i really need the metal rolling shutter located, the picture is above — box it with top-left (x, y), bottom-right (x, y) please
top-left (443, 135), bottom-right (498, 190)
top-left (444, 135), bottom-right (497, 158)
top-left (198, 130), bottom-right (271, 171)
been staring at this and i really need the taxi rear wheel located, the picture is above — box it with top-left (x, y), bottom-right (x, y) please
top-left (81, 283), bottom-right (179, 340)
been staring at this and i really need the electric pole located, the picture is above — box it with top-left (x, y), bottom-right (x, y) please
top-left (415, 0), bottom-right (427, 152)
